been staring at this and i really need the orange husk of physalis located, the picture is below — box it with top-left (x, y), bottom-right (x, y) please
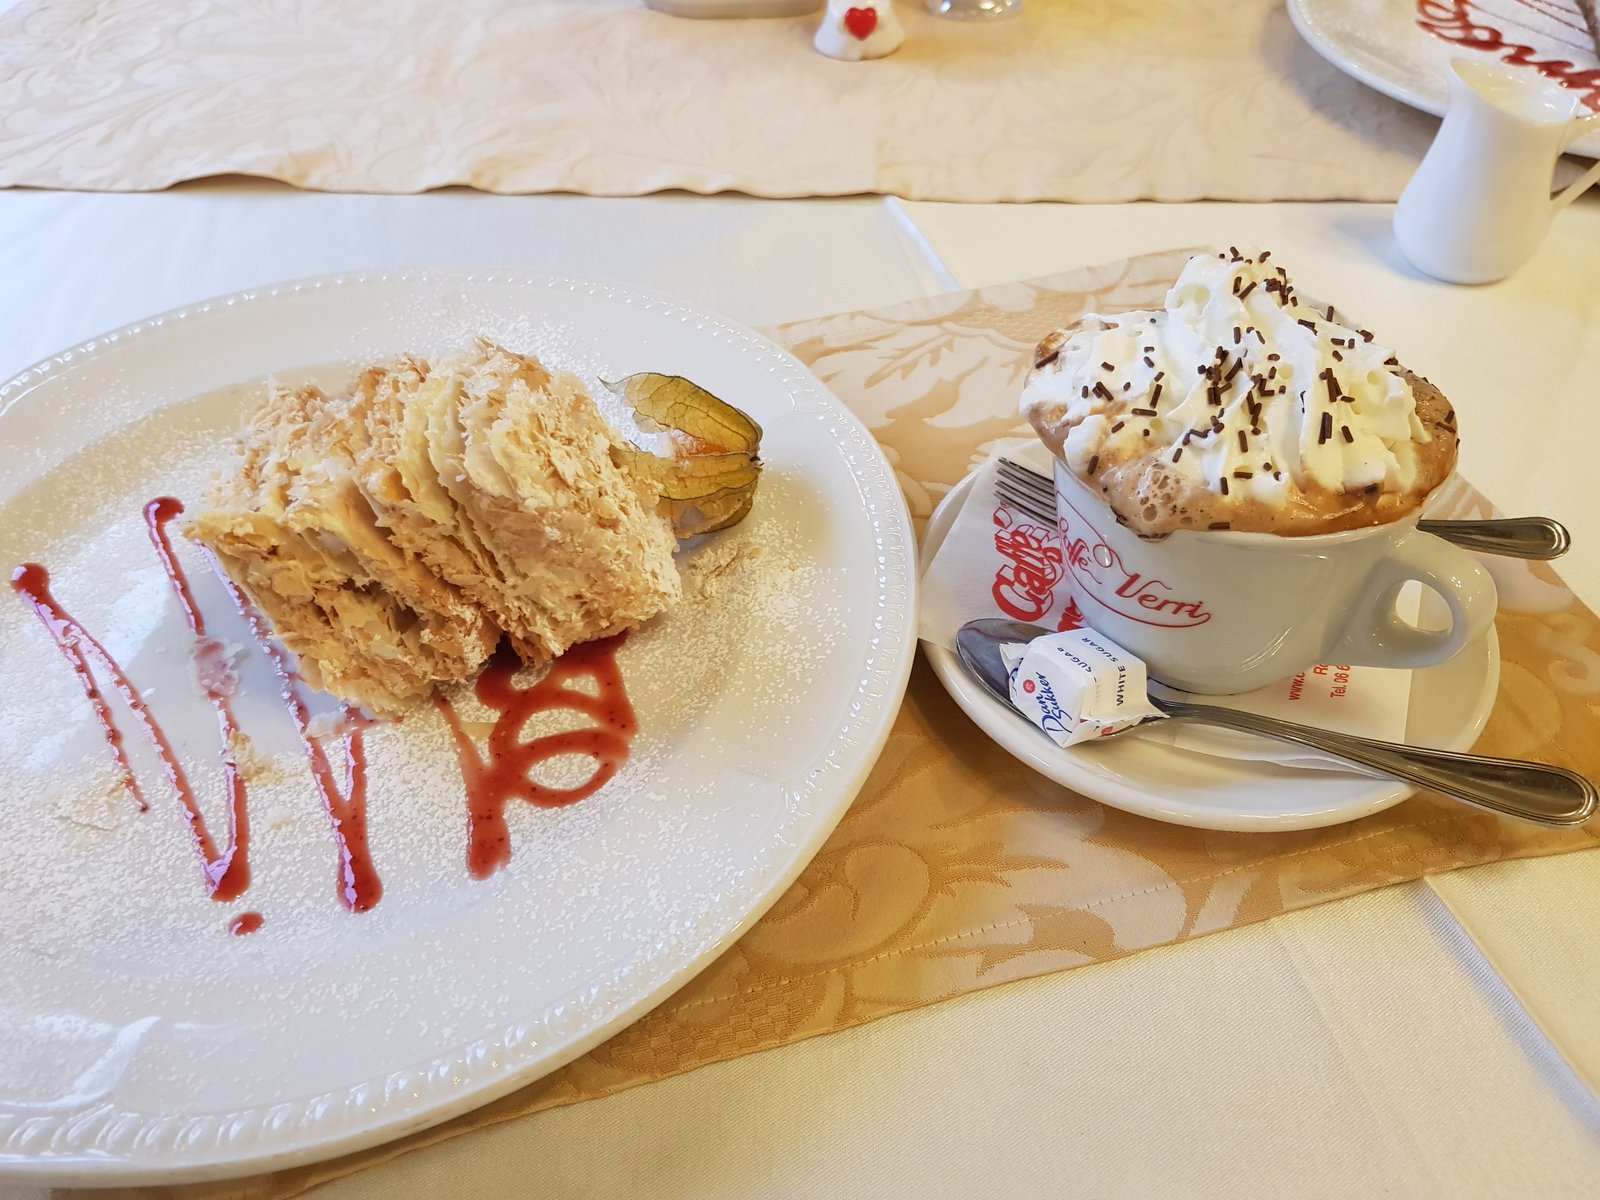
top-left (605, 373), bottom-right (763, 536)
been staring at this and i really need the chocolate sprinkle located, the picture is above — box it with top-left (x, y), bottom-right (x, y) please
top-left (1297, 318), bottom-right (1317, 332)
top-left (1237, 430), bottom-right (1248, 452)
top-left (1237, 281), bottom-right (1258, 301)
top-left (1088, 455), bottom-right (1100, 475)
top-left (1101, 362), bottom-right (1115, 373)
top-left (1341, 425), bottom-right (1354, 443)
top-left (1233, 469), bottom-right (1253, 479)
top-left (1130, 407), bottom-right (1158, 417)
top-left (1323, 370), bottom-right (1343, 405)
top-left (1093, 381), bottom-right (1115, 402)
top-left (1209, 521), bottom-right (1232, 530)
top-left (1172, 447), bottom-right (1183, 462)
top-left (1318, 412), bottom-right (1333, 444)
top-left (1110, 420), bottom-right (1125, 433)
top-left (1219, 477), bottom-right (1230, 496)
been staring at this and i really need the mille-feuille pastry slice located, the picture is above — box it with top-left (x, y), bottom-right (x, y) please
top-left (189, 387), bottom-right (374, 699)
top-left (347, 358), bottom-right (525, 645)
top-left (430, 340), bottom-right (682, 666)
top-left (352, 355), bottom-right (531, 649)
top-left (292, 381), bottom-right (500, 674)
top-left (190, 381), bottom-right (495, 712)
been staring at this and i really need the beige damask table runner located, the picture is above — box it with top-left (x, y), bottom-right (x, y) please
top-left (101, 250), bottom-right (1600, 1200)
top-left (0, 0), bottom-right (1443, 200)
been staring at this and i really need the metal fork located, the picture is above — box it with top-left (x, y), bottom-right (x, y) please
top-left (995, 457), bottom-right (1570, 560)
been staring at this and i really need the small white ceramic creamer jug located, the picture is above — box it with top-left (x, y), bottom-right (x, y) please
top-left (1394, 59), bottom-right (1600, 284)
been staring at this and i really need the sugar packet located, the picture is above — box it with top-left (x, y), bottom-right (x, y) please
top-left (1000, 628), bottom-right (1164, 747)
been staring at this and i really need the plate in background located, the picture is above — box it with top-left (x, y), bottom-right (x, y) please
top-left (1287, 0), bottom-right (1600, 159)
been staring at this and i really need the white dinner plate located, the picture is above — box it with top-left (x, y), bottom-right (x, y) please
top-left (1287, 0), bottom-right (1600, 159)
top-left (0, 272), bottom-right (916, 1184)
top-left (921, 469), bottom-right (1500, 832)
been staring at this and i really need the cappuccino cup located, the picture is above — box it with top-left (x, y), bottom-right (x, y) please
top-left (1022, 249), bottom-right (1500, 693)
top-left (1050, 460), bottom-right (1496, 694)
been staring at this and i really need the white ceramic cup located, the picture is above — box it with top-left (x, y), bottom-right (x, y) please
top-left (1051, 459), bottom-right (1498, 694)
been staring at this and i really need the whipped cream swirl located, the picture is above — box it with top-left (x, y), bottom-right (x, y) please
top-left (1021, 250), bottom-right (1451, 534)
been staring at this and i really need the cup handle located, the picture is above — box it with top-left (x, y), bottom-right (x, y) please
top-left (1324, 532), bottom-right (1498, 669)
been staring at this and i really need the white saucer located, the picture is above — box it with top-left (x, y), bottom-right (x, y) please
top-left (920, 469), bottom-right (1502, 832)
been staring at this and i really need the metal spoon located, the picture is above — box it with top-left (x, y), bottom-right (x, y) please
top-left (956, 618), bottom-right (1597, 828)
top-left (1415, 515), bottom-right (1570, 560)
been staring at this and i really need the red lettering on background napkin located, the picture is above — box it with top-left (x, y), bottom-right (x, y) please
top-left (1416, 0), bottom-right (1600, 111)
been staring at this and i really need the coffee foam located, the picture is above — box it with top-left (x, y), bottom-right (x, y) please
top-left (1021, 251), bottom-right (1460, 537)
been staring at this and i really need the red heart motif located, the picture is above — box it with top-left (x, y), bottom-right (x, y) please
top-left (843, 6), bottom-right (878, 39)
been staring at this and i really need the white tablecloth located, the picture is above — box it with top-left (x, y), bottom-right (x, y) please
top-left (1, 185), bottom-right (1597, 1197)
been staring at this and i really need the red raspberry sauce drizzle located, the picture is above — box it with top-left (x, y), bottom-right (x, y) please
top-left (9, 563), bottom-right (152, 813)
top-left (221, 574), bottom-right (380, 913)
top-left (10, 497), bottom-right (381, 914)
top-left (142, 497), bottom-right (252, 901)
top-left (13, 498), bottom-right (635, 910)
top-left (147, 495), bottom-right (379, 912)
top-left (435, 636), bottom-right (637, 880)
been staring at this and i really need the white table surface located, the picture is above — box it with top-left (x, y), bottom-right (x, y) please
top-left (2, 184), bottom-right (1598, 1198)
